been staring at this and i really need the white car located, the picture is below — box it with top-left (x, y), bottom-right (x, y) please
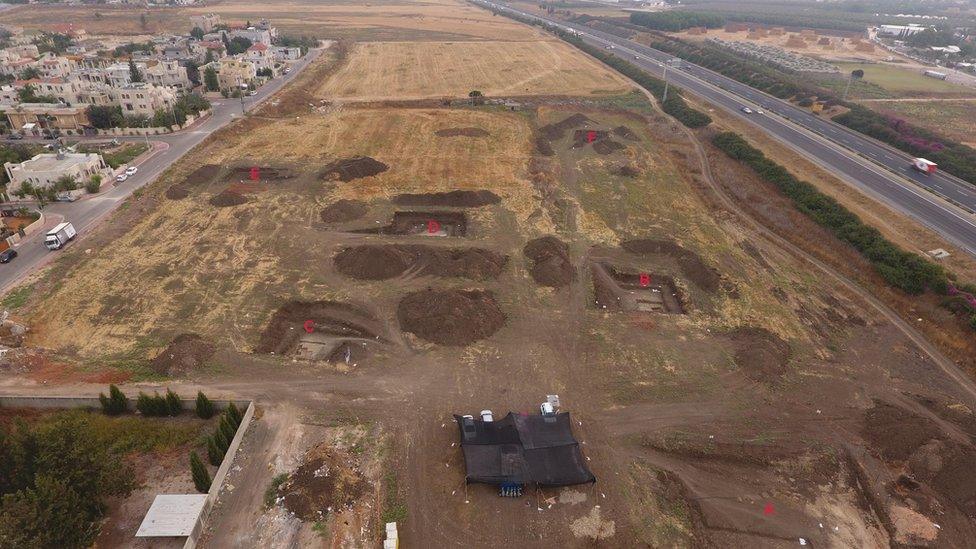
top-left (125, 166), bottom-right (138, 176)
top-left (115, 173), bottom-right (128, 182)
top-left (248, 90), bottom-right (257, 96)
top-left (480, 409), bottom-right (494, 422)
top-left (540, 402), bottom-right (555, 416)
top-left (740, 107), bottom-right (754, 114)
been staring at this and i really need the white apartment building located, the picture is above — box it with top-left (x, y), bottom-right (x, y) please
top-left (230, 28), bottom-right (272, 46)
top-left (190, 13), bottom-right (222, 33)
top-left (144, 59), bottom-right (191, 90)
top-left (4, 152), bottom-right (113, 198)
top-left (273, 46), bottom-right (302, 61)
top-left (117, 82), bottom-right (177, 116)
top-left (37, 54), bottom-right (77, 79)
top-left (244, 43), bottom-right (275, 74)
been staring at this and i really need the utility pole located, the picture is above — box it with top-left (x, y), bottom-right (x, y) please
top-left (662, 61), bottom-right (670, 103)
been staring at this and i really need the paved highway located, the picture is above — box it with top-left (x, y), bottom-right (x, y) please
top-left (0, 48), bottom-right (322, 295)
top-left (476, 0), bottom-right (976, 257)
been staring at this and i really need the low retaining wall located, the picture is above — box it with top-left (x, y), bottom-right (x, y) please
top-left (0, 394), bottom-right (248, 411)
top-left (184, 400), bottom-right (256, 549)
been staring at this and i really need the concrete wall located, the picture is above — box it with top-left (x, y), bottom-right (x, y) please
top-left (184, 400), bottom-right (256, 549)
top-left (0, 394), bottom-right (248, 411)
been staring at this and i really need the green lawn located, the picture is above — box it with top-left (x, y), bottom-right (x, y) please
top-left (834, 62), bottom-right (976, 97)
top-left (79, 143), bottom-right (149, 169)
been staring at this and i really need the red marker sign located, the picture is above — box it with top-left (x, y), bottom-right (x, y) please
top-left (427, 219), bottom-right (441, 234)
top-left (639, 273), bottom-right (650, 287)
top-left (587, 130), bottom-right (597, 143)
top-left (763, 503), bottom-right (775, 516)
top-left (249, 166), bottom-right (260, 181)
top-left (303, 319), bottom-right (315, 333)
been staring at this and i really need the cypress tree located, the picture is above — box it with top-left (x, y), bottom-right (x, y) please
top-left (99, 385), bottom-right (127, 415)
top-left (164, 388), bottom-right (182, 416)
top-left (190, 451), bottom-right (211, 493)
top-left (195, 392), bottom-right (215, 419)
top-left (213, 427), bottom-right (229, 455)
top-left (226, 402), bottom-right (242, 428)
top-left (218, 414), bottom-right (237, 443)
top-left (206, 436), bottom-right (224, 466)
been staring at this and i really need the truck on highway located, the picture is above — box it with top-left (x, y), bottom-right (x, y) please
top-left (912, 158), bottom-right (938, 175)
top-left (44, 222), bottom-right (76, 250)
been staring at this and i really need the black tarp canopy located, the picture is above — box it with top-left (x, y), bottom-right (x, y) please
top-left (454, 412), bottom-right (595, 487)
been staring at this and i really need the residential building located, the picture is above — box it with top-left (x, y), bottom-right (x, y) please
top-left (37, 54), bottom-right (77, 79)
top-left (117, 82), bottom-right (177, 116)
top-left (4, 151), bottom-right (112, 198)
top-left (273, 46), bottom-right (302, 61)
top-left (13, 78), bottom-right (84, 105)
top-left (190, 40), bottom-right (226, 63)
top-left (213, 58), bottom-right (256, 90)
top-left (253, 19), bottom-right (278, 41)
top-left (0, 58), bottom-right (37, 78)
top-left (230, 28), bottom-right (272, 46)
top-left (190, 13), bottom-right (222, 33)
top-left (3, 103), bottom-right (90, 134)
top-left (144, 59), bottom-right (191, 89)
top-left (103, 61), bottom-right (148, 88)
top-left (244, 43), bottom-right (275, 74)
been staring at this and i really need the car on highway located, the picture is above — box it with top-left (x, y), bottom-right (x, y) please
top-left (125, 166), bottom-right (138, 176)
top-left (116, 173), bottom-right (128, 183)
top-left (740, 106), bottom-right (754, 114)
top-left (0, 249), bottom-right (17, 263)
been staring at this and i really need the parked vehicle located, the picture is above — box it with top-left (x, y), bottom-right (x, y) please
top-left (6, 133), bottom-right (23, 140)
top-left (540, 401), bottom-right (555, 416)
top-left (44, 222), bottom-right (76, 250)
top-left (0, 248), bottom-right (17, 263)
top-left (125, 166), bottom-right (138, 176)
top-left (912, 158), bottom-right (938, 174)
top-left (480, 409), bottom-right (494, 422)
top-left (116, 173), bottom-right (128, 183)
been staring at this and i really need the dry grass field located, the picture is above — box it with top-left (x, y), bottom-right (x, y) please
top-left (318, 40), bottom-right (632, 100)
top-left (25, 107), bottom-right (540, 357)
top-left (0, 0), bottom-right (541, 41)
top-left (870, 99), bottom-right (976, 146)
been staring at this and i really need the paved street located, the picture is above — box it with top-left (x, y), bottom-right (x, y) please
top-left (0, 47), bottom-right (322, 295)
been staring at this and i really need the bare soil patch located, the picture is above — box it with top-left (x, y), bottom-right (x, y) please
top-left (149, 333), bottom-right (215, 377)
top-left (320, 199), bottom-right (368, 223)
top-left (320, 156), bottom-right (389, 182)
top-left (392, 190), bottom-right (500, 208)
top-left (435, 127), bottom-right (490, 138)
top-left (615, 163), bottom-right (641, 177)
top-left (591, 262), bottom-right (685, 313)
top-left (612, 125), bottom-right (639, 140)
top-left (397, 289), bottom-right (505, 346)
top-left (727, 327), bottom-right (791, 382)
top-left (209, 189), bottom-right (249, 208)
top-left (621, 238), bottom-right (721, 294)
top-left (226, 166), bottom-right (295, 182)
top-left (255, 301), bottom-right (380, 359)
top-left (166, 164), bottom-right (221, 200)
top-left (334, 245), bottom-right (507, 281)
top-left (536, 113), bottom-right (593, 155)
top-left (863, 402), bottom-right (942, 461)
top-left (355, 211), bottom-right (467, 237)
top-left (278, 443), bottom-right (368, 522)
top-left (523, 236), bottom-right (574, 287)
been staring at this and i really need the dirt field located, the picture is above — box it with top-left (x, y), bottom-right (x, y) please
top-left (0, 0), bottom-right (540, 41)
top-left (317, 40), bottom-right (632, 100)
top-left (679, 27), bottom-right (896, 63)
top-left (834, 61), bottom-right (976, 97)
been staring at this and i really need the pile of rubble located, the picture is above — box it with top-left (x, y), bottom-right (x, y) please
top-left (708, 38), bottom-right (839, 73)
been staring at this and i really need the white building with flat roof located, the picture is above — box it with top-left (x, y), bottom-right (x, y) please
top-left (4, 151), bottom-right (113, 198)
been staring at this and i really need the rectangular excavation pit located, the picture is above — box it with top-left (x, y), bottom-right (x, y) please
top-left (353, 211), bottom-right (467, 237)
top-left (591, 262), bottom-right (685, 314)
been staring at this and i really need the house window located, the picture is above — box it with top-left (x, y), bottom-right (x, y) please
top-left (125, 104), bottom-right (133, 111)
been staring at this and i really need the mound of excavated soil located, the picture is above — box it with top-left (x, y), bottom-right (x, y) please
top-left (355, 211), bottom-right (468, 237)
top-left (728, 327), bottom-right (791, 382)
top-left (613, 125), bottom-right (639, 141)
top-left (621, 239), bottom-right (722, 294)
top-left (255, 301), bottom-right (376, 355)
top-left (536, 113), bottom-right (593, 155)
top-left (435, 127), bottom-right (490, 138)
top-left (278, 444), bottom-right (367, 521)
top-left (863, 402), bottom-right (943, 461)
top-left (335, 245), bottom-right (507, 281)
top-left (320, 156), bottom-right (389, 182)
top-left (165, 185), bottom-right (190, 200)
top-left (209, 189), bottom-right (248, 207)
top-left (572, 129), bottom-right (609, 148)
top-left (392, 190), bottom-right (500, 208)
top-left (320, 199), bottom-right (368, 223)
top-left (397, 289), bottom-right (505, 346)
top-left (523, 236), bottom-right (574, 287)
top-left (149, 334), bottom-right (215, 376)
top-left (185, 164), bottom-right (222, 186)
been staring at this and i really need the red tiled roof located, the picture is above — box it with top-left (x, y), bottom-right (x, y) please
top-left (248, 43), bottom-right (268, 51)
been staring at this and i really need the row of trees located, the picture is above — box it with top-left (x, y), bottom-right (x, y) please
top-left (649, 35), bottom-right (976, 188)
top-left (192, 402), bottom-right (245, 493)
top-left (629, 11), bottom-right (725, 32)
top-left (12, 173), bottom-right (101, 204)
top-left (85, 93), bottom-right (211, 130)
top-left (99, 384), bottom-right (220, 420)
top-left (712, 131), bottom-right (949, 295)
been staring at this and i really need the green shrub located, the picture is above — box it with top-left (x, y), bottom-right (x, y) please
top-left (164, 389), bottom-right (182, 416)
top-left (195, 391), bottom-right (215, 419)
top-left (206, 436), bottom-right (224, 466)
top-left (225, 402), bottom-right (243, 429)
top-left (189, 451), bottom-right (211, 493)
top-left (218, 414), bottom-right (237, 443)
top-left (212, 427), bottom-right (229, 455)
top-left (263, 473), bottom-right (288, 509)
top-left (630, 11), bottom-right (725, 32)
top-left (98, 384), bottom-right (127, 416)
top-left (711, 131), bottom-right (947, 295)
top-left (135, 392), bottom-right (169, 417)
